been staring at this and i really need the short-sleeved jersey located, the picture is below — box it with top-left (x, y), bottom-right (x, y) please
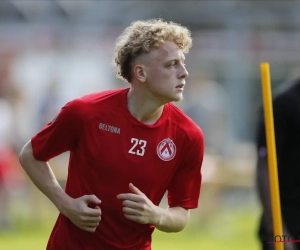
top-left (256, 78), bottom-right (300, 204)
top-left (31, 88), bottom-right (204, 250)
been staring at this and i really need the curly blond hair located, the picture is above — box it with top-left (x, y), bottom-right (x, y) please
top-left (113, 19), bottom-right (192, 82)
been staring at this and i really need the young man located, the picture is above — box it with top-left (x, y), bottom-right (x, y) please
top-left (256, 77), bottom-right (300, 250)
top-left (19, 19), bottom-right (204, 250)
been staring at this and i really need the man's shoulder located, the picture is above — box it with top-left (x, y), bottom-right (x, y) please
top-left (78, 88), bottom-right (127, 103)
top-left (67, 88), bottom-right (126, 108)
top-left (168, 103), bottom-right (203, 139)
top-left (61, 88), bottom-right (127, 117)
top-left (256, 78), bottom-right (300, 117)
top-left (274, 78), bottom-right (300, 101)
top-left (270, 80), bottom-right (300, 114)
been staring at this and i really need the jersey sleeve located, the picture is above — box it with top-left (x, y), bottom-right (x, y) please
top-left (31, 99), bottom-right (83, 162)
top-left (167, 128), bottom-right (204, 209)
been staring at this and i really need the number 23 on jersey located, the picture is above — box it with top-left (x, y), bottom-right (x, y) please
top-left (128, 138), bottom-right (147, 156)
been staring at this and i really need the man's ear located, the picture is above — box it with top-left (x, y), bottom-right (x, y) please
top-left (133, 65), bottom-right (147, 82)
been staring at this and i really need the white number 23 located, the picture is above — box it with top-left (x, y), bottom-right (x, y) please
top-left (128, 138), bottom-right (147, 156)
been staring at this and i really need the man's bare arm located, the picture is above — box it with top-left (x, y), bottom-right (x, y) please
top-left (117, 183), bottom-right (190, 233)
top-left (19, 141), bottom-right (71, 211)
top-left (154, 206), bottom-right (190, 233)
top-left (19, 141), bottom-right (102, 232)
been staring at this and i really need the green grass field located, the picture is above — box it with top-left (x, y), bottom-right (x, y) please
top-left (0, 206), bottom-right (261, 250)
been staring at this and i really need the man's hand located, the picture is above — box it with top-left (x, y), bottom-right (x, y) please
top-left (61, 195), bottom-right (102, 233)
top-left (117, 183), bottom-right (160, 225)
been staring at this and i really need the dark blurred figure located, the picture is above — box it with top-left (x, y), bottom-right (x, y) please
top-left (256, 77), bottom-right (300, 250)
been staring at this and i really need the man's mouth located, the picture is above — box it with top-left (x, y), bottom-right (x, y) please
top-left (176, 84), bottom-right (185, 88)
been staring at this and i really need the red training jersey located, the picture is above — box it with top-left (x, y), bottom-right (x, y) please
top-left (31, 88), bottom-right (204, 250)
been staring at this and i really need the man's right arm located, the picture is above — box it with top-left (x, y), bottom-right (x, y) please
top-left (19, 140), bottom-right (102, 233)
top-left (19, 140), bottom-right (71, 212)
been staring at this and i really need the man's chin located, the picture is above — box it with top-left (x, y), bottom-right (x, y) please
top-left (171, 94), bottom-right (183, 103)
top-left (159, 93), bottom-right (183, 104)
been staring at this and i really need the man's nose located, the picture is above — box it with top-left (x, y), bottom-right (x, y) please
top-left (179, 65), bottom-right (189, 79)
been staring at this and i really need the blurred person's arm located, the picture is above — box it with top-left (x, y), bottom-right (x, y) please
top-left (19, 141), bottom-right (101, 233)
top-left (256, 154), bottom-right (295, 250)
top-left (256, 154), bottom-right (292, 234)
top-left (256, 153), bottom-right (273, 232)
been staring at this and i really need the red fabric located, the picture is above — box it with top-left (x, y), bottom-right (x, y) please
top-left (31, 88), bottom-right (204, 250)
top-left (0, 146), bottom-right (22, 187)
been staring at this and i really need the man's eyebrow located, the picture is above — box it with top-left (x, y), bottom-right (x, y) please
top-left (166, 56), bottom-right (185, 62)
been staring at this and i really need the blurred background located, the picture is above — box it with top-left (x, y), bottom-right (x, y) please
top-left (1, 1), bottom-right (300, 249)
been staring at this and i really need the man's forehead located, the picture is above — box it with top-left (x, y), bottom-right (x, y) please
top-left (153, 41), bottom-right (184, 60)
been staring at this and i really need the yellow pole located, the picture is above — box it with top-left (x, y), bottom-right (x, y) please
top-left (260, 62), bottom-right (283, 250)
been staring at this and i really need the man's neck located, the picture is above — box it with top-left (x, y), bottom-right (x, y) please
top-left (127, 88), bottom-right (165, 125)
